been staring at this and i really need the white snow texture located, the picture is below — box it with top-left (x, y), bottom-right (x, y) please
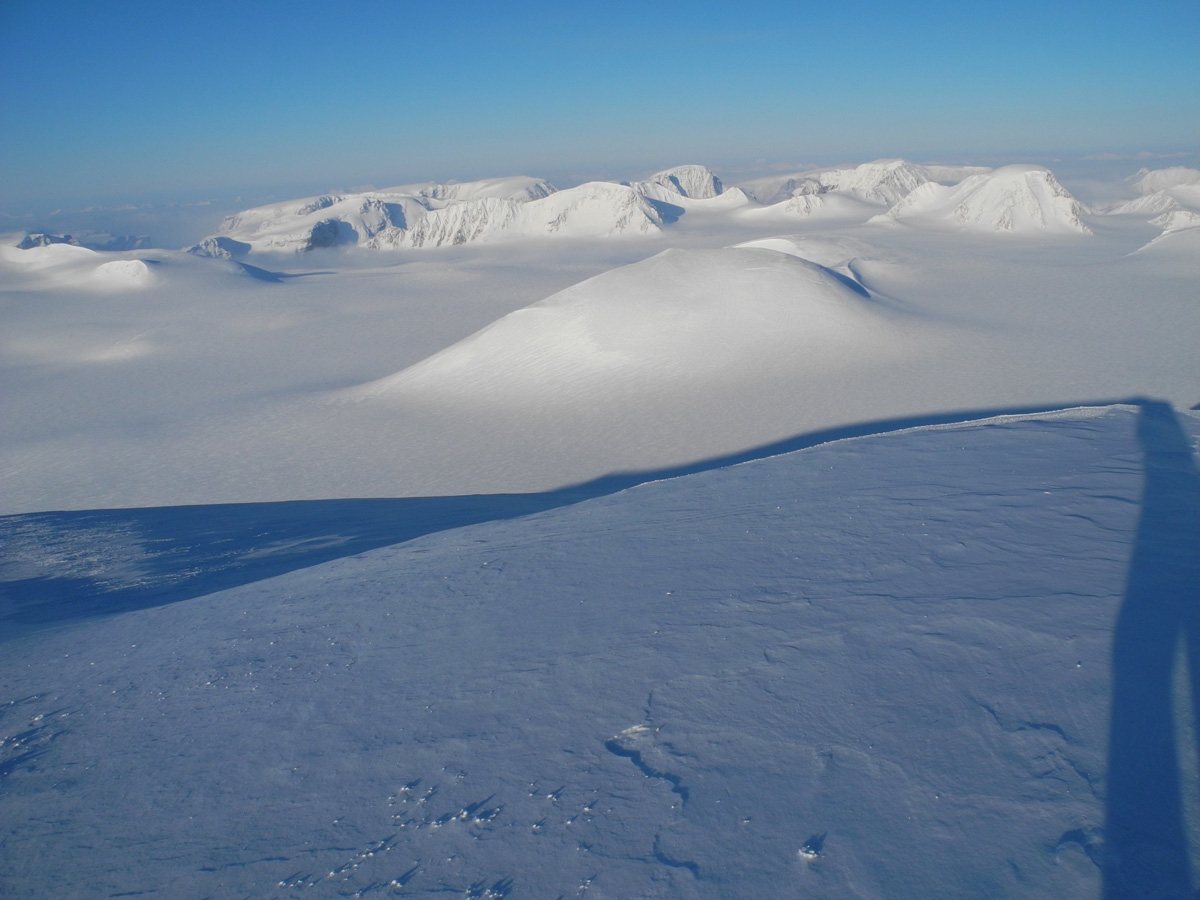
top-left (1, 157), bottom-right (1198, 900)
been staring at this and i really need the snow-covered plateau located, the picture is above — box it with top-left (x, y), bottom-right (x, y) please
top-left (1, 158), bottom-right (1197, 900)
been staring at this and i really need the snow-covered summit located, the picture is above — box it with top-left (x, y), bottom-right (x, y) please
top-left (1129, 166), bottom-right (1200, 196)
top-left (739, 160), bottom-right (986, 208)
top-left (368, 182), bottom-right (664, 249)
top-left (211, 193), bottom-right (420, 253)
top-left (195, 176), bottom-right (559, 254)
top-left (629, 164), bottom-right (725, 200)
top-left (357, 245), bottom-right (904, 403)
top-left (794, 159), bottom-right (934, 206)
top-left (879, 164), bottom-right (1092, 234)
top-left (185, 235), bottom-right (252, 259)
top-left (734, 160), bottom-right (931, 213)
top-left (1104, 167), bottom-right (1200, 232)
top-left (389, 175), bottom-right (558, 204)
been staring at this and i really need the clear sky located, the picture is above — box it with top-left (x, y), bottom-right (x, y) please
top-left (0, 0), bottom-right (1196, 214)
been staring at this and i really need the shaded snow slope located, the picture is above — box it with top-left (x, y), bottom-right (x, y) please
top-left (357, 246), bottom-right (900, 401)
top-left (880, 165), bottom-right (1092, 234)
top-left (2, 404), bottom-right (1195, 899)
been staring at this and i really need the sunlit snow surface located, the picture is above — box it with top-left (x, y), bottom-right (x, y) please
top-left (1, 162), bottom-right (1198, 898)
top-left (1, 405), bottom-right (1197, 898)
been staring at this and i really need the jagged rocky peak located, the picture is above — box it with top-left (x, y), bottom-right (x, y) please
top-left (632, 164), bottom-right (725, 200)
top-left (15, 232), bottom-right (151, 252)
top-left (16, 232), bottom-right (81, 249)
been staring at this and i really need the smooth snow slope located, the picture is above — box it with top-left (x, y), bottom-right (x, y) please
top-left (2, 404), bottom-right (1196, 899)
top-left (2, 188), bottom-right (1199, 513)
top-left (356, 247), bottom-right (907, 402)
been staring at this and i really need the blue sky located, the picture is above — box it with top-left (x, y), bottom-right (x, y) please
top-left (0, 0), bottom-right (1196, 214)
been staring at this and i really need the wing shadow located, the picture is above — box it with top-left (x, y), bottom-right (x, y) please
top-left (0, 396), bottom-right (1159, 642)
top-left (1103, 400), bottom-right (1199, 898)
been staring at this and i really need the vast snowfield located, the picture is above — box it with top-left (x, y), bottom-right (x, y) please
top-left (1, 161), bottom-right (1198, 899)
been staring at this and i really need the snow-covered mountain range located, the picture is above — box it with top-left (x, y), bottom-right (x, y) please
top-left (180, 159), bottom-right (1162, 255)
top-left (369, 181), bottom-right (665, 248)
top-left (1, 153), bottom-right (1198, 900)
top-left (1103, 166), bottom-right (1200, 232)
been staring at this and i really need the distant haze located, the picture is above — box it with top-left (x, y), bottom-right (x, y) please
top-left (1, 0), bottom-right (1196, 221)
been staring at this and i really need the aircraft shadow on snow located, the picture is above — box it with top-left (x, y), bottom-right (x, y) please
top-left (1102, 400), bottom-right (1199, 899)
top-left (0, 397), bottom-right (1196, 892)
top-left (0, 396), bottom-right (1186, 640)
